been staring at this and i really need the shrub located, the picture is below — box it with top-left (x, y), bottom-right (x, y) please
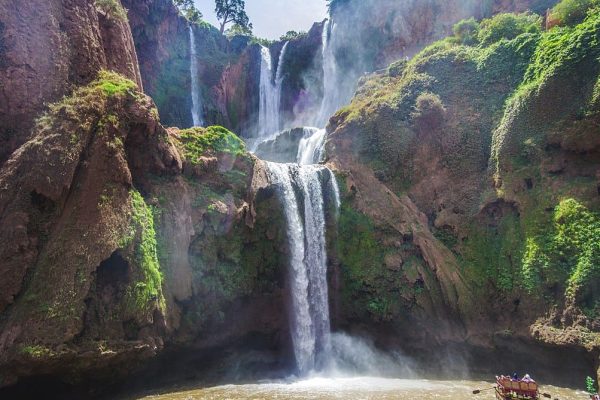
top-left (549, 0), bottom-right (600, 27)
top-left (521, 199), bottom-right (600, 302)
top-left (453, 17), bottom-right (480, 45)
top-left (478, 12), bottom-right (542, 46)
top-left (95, 0), bottom-right (128, 22)
top-left (587, 376), bottom-right (598, 394)
top-left (177, 126), bottom-right (247, 163)
top-left (411, 92), bottom-right (447, 132)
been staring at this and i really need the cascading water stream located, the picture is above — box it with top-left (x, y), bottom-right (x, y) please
top-left (258, 42), bottom-right (289, 139)
top-left (253, 33), bottom-right (385, 378)
top-left (266, 162), bottom-right (340, 374)
top-left (316, 19), bottom-right (340, 127)
top-left (297, 127), bottom-right (327, 165)
top-left (189, 25), bottom-right (203, 127)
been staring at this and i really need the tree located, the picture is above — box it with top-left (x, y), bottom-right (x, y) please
top-left (215, 0), bottom-right (251, 34)
top-left (226, 23), bottom-right (253, 38)
top-left (174, 0), bottom-right (203, 23)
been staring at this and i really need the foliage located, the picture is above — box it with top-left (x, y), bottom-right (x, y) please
top-left (20, 345), bottom-right (54, 359)
top-left (452, 17), bottom-right (480, 45)
top-left (411, 92), bottom-right (446, 131)
top-left (95, 70), bottom-right (137, 97)
top-left (522, 11), bottom-right (600, 89)
top-left (279, 30), bottom-right (307, 41)
top-left (522, 199), bottom-right (600, 303)
top-left (95, 0), bottom-right (128, 22)
top-left (125, 190), bottom-right (165, 313)
top-left (550, 0), bottom-right (600, 27)
top-left (477, 12), bottom-right (542, 47)
top-left (462, 208), bottom-right (524, 292)
top-left (173, 0), bottom-right (203, 23)
top-left (226, 23), bottom-right (253, 38)
top-left (215, 0), bottom-right (251, 34)
top-left (176, 126), bottom-right (246, 163)
top-left (587, 376), bottom-right (598, 394)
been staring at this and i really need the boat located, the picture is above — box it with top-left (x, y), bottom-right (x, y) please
top-left (495, 376), bottom-right (539, 400)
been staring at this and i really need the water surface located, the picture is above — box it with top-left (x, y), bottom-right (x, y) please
top-left (136, 377), bottom-right (587, 400)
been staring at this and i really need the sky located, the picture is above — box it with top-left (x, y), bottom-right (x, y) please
top-left (194, 0), bottom-right (328, 39)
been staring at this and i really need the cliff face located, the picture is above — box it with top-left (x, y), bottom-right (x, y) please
top-left (0, 0), bottom-right (142, 166)
top-left (123, 0), bottom-right (262, 135)
top-left (326, 8), bottom-right (599, 381)
top-left (1, 0), bottom-right (598, 394)
top-left (0, 72), bottom-right (291, 390)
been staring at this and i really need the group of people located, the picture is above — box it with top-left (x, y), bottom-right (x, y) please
top-left (505, 373), bottom-right (535, 383)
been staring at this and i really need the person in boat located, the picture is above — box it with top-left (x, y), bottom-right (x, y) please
top-left (512, 372), bottom-right (519, 380)
top-left (522, 374), bottom-right (533, 382)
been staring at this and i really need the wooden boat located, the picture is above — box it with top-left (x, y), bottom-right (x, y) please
top-left (495, 376), bottom-right (539, 400)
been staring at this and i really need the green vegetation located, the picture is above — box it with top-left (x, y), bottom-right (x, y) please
top-left (449, 12), bottom-right (542, 47)
top-left (173, 0), bottom-right (203, 23)
top-left (20, 345), bottom-right (54, 359)
top-left (521, 11), bottom-right (600, 92)
top-left (125, 190), bottom-right (165, 313)
top-left (96, 71), bottom-right (138, 97)
top-left (176, 126), bottom-right (247, 163)
top-left (215, 0), bottom-right (252, 34)
top-left (95, 0), bottom-right (128, 22)
top-left (549, 0), bottom-right (600, 27)
top-left (337, 203), bottom-right (407, 321)
top-left (452, 17), bottom-right (479, 45)
top-left (587, 376), bottom-right (598, 394)
top-left (477, 13), bottom-right (542, 47)
top-left (462, 208), bottom-right (524, 292)
top-left (522, 199), bottom-right (600, 303)
top-left (279, 30), bottom-right (307, 41)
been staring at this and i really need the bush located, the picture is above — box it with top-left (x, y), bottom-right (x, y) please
top-left (411, 92), bottom-right (447, 132)
top-left (550, 0), bottom-right (600, 27)
top-left (177, 126), bottom-right (247, 163)
top-left (478, 12), bottom-right (542, 46)
top-left (522, 199), bottom-right (600, 302)
top-left (453, 17), bottom-right (480, 45)
top-left (95, 0), bottom-right (128, 22)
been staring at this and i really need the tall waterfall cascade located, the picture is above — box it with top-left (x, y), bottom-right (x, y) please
top-left (189, 26), bottom-right (203, 127)
top-left (253, 19), bottom-right (397, 377)
top-left (316, 19), bottom-right (341, 127)
top-left (266, 162), bottom-right (340, 374)
top-left (258, 42), bottom-right (289, 138)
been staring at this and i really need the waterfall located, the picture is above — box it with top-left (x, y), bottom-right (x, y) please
top-left (297, 127), bottom-right (327, 165)
top-left (276, 41), bottom-right (289, 86)
top-left (316, 19), bottom-right (340, 126)
top-left (189, 25), bottom-right (203, 127)
top-left (266, 162), bottom-right (338, 374)
top-left (258, 42), bottom-right (289, 138)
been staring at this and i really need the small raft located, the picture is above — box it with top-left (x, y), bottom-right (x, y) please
top-left (495, 376), bottom-right (539, 400)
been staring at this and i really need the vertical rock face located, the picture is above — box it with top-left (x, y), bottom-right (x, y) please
top-left (123, 0), bottom-right (261, 133)
top-left (0, 0), bottom-right (143, 165)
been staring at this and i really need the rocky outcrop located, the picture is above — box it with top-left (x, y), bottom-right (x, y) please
top-left (0, 0), bottom-right (143, 166)
top-left (123, 0), bottom-right (262, 134)
top-left (326, 7), bottom-right (599, 380)
top-left (0, 73), bottom-right (291, 391)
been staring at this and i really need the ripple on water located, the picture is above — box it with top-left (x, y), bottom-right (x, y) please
top-left (137, 378), bottom-right (587, 400)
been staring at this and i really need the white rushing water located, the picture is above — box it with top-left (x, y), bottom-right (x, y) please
top-left (189, 26), bottom-right (203, 127)
top-left (266, 162), bottom-right (339, 374)
top-left (316, 19), bottom-right (340, 127)
top-left (297, 127), bottom-right (327, 165)
top-left (258, 43), bottom-right (289, 138)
